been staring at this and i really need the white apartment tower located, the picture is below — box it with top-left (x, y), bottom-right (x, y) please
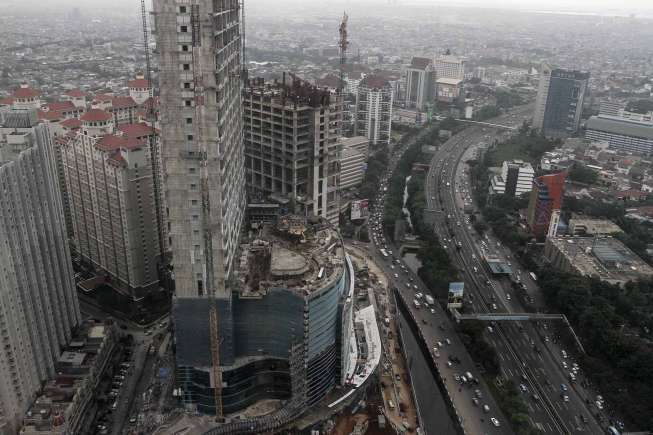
top-left (0, 110), bottom-right (81, 434)
top-left (355, 75), bottom-right (394, 146)
top-left (59, 110), bottom-right (163, 299)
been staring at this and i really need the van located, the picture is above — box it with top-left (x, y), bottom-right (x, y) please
top-left (483, 404), bottom-right (490, 413)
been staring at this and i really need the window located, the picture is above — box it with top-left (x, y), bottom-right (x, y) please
top-left (180, 25), bottom-right (188, 33)
top-left (185, 100), bottom-right (192, 107)
top-left (181, 45), bottom-right (189, 52)
top-left (184, 82), bottom-right (191, 89)
top-left (187, 135), bottom-right (194, 141)
top-left (190, 183), bottom-right (197, 190)
top-left (186, 118), bottom-right (193, 124)
top-left (189, 167), bottom-right (196, 173)
top-left (191, 199), bottom-right (198, 205)
top-left (179, 6), bottom-right (187, 13)
top-left (182, 64), bottom-right (190, 71)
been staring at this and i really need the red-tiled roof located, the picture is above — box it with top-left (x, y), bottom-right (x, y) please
top-left (12, 87), bottom-right (40, 99)
top-left (107, 152), bottom-right (127, 167)
top-left (0, 97), bottom-right (13, 105)
top-left (360, 74), bottom-right (389, 89)
top-left (93, 93), bottom-right (113, 103)
top-left (96, 134), bottom-right (144, 152)
top-left (81, 109), bottom-right (112, 123)
top-left (128, 78), bottom-right (151, 88)
top-left (61, 118), bottom-right (82, 130)
top-left (46, 101), bottom-right (76, 112)
top-left (118, 122), bottom-right (155, 138)
top-left (111, 96), bottom-right (137, 109)
top-left (65, 89), bottom-right (87, 98)
top-left (38, 110), bottom-right (64, 121)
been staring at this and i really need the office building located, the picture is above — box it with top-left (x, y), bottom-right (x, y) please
top-left (355, 75), bottom-right (394, 146)
top-left (533, 63), bottom-right (589, 138)
top-left (339, 136), bottom-right (369, 190)
top-left (0, 110), bottom-right (81, 433)
top-left (568, 218), bottom-right (622, 236)
top-left (544, 236), bottom-right (653, 286)
top-left (585, 115), bottom-right (653, 155)
top-left (59, 110), bottom-right (162, 299)
top-left (433, 54), bottom-right (465, 81)
top-left (243, 76), bottom-right (342, 225)
top-left (174, 216), bottom-right (356, 416)
top-left (435, 78), bottom-right (463, 103)
top-left (490, 160), bottom-right (535, 196)
top-left (527, 171), bottom-right (566, 240)
top-left (404, 57), bottom-right (434, 110)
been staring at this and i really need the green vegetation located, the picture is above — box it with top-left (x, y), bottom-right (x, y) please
top-left (626, 98), bottom-right (653, 114)
top-left (538, 268), bottom-right (653, 429)
top-left (487, 379), bottom-right (541, 435)
top-left (568, 163), bottom-right (599, 185)
top-left (474, 105), bottom-right (500, 121)
top-left (495, 88), bottom-right (524, 109)
top-left (458, 321), bottom-right (500, 375)
top-left (564, 197), bottom-right (653, 264)
top-left (359, 145), bottom-right (390, 205)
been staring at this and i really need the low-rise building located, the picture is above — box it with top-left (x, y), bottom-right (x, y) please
top-left (544, 236), bottom-right (653, 285)
top-left (585, 115), bottom-right (653, 155)
top-left (19, 322), bottom-right (117, 435)
top-left (568, 217), bottom-right (622, 236)
top-left (339, 136), bottom-right (369, 191)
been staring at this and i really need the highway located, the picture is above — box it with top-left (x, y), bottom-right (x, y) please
top-left (425, 106), bottom-right (607, 434)
top-left (365, 129), bottom-right (513, 434)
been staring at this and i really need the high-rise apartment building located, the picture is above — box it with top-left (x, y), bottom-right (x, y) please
top-left (59, 110), bottom-right (163, 299)
top-left (527, 171), bottom-right (566, 240)
top-left (533, 63), bottom-right (589, 138)
top-left (404, 57), bottom-right (434, 110)
top-left (152, 0), bottom-right (246, 412)
top-left (243, 76), bottom-right (342, 225)
top-left (153, 0), bottom-right (245, 300)
top-left (0, 110), bottom-right (81, 433)
top-left (355, 75), bottom-right (394, 146)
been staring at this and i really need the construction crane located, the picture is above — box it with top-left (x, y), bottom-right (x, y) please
top-left (338, 12), bottom-right (349, 98)
top-left (140, 0), bottom-right (166, 261)
top-left (188, 2), bottom-right (224, 420)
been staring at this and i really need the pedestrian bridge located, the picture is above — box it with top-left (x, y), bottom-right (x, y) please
top-left (452, 311), bottom-right (566, 322)
top-left (456, 119), bottom-right (517, 131)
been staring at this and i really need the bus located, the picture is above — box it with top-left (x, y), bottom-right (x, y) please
top-left (529, 272), bottom-right (537, 282)
top-left (379, 248), bottom-right (389, 258)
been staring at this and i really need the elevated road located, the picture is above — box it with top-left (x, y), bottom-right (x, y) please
top-left (425, 106), bottom-right (606, 434)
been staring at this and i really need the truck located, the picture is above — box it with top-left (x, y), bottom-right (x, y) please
top-left (425, 295), bottom-right (435, 306)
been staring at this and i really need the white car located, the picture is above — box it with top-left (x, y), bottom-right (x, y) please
top-left (563, 395), bottom-right (570, 402)
top-left (491, 417), bottom-right (500, 427)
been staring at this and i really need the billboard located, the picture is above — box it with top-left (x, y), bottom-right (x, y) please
top-left (447, 282), bottom-right (464, 310)
top-left (351, 199), bottom-right (369, 220)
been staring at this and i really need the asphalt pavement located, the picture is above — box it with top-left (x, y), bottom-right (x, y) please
top-left (424, 106), bottom-right (607, 434)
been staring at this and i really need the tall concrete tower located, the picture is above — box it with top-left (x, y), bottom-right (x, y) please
top-left (0, 110), bottom-right (81, 433)
top-left (152, 0), bottom-right (246, 412)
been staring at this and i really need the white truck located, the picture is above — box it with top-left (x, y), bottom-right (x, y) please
top-left (425, 295), bottom-right (435, 306)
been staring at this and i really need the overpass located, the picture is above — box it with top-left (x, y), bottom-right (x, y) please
top-left (456, 119), bottom-right (517, 130)
top-left (451, 310), bottom-right (585, 354)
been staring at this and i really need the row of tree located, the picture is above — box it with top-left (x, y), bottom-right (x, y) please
top-left (538, 267), bottom-right (653, 429)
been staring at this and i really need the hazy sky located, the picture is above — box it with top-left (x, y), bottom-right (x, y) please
top-left (1, 0), bottom-right (651, 15)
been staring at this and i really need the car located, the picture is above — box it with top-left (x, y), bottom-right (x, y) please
top-left (491, 303), bottom-right (498, 310)
top-left (560, 383), bottom-right (568, 392)
top-left (430, 308), bottom-right (436, 314)
top-left (393, 273), bottom-right (398, 278)
top-left (475, 389), bottom-right (482, 398)
top-left (519, 383), bottom-right (528, 393)
top-left (562, 361), bottom-right (568, 369)
top-left (491, 417), bottom-right (500, 427)
top-left (506, 294), bottom-right (511, 300)
top-left (437, 341), bottom-right (443, 348)
top-left (454, 374), bottom-right (460, 382)
top-left (129, 417), bottom-right (137, 424)
top-left (563, 395), bottom-right (570, 402)
top-left (472, 397), bottom-right (479, 406)
top-left (434, 350), bottom-right (440, 358)
top-left (445, 338), bottom-right (451, 345)
top-left (532, 394), bottom-right (540, 401)
top-left (446, 361), bottom-right (453, 367)
top-left (595, 400), bottom-right (603, 410)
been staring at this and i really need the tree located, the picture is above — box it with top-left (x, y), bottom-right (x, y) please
top-left (568, 163), bottom-right (599, 185)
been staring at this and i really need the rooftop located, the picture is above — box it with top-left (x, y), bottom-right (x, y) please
top-left (360, 74), bottom-right (390, 89)
top-left (81, 108), bottom-right (112, 123)
top-left (235, 216), bottom-right (344, 297)
top-left (546, 236), bottom-right (653, 284)
top-left (586, 115), bottom-right (653, 140)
